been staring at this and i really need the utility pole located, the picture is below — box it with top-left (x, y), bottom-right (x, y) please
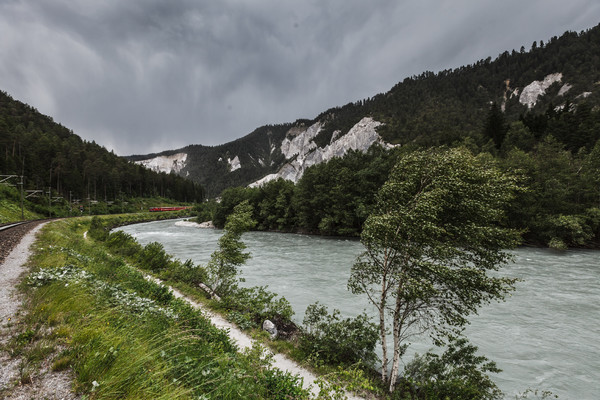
top-left (20, 156), bottom-right (25, 220)
top-left (48, 187), bottom-right (52, 218)
top-left (19, 175), bottom-right (24, 220)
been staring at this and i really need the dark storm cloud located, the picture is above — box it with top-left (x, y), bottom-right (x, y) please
top-left (1, 0), bottom-right (599, 155)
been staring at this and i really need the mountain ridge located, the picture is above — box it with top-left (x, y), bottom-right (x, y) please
top-left (128, 24), bottom-right (600, 197)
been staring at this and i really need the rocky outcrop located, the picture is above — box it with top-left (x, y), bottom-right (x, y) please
top-left (228, 156), bottom-right (241, 172)
top-left (134, 153), bottom-right (187, 174)
top-left (250, 117), bottom-right (389, 187)
top-left (519, 73), bottom-right (563, 109)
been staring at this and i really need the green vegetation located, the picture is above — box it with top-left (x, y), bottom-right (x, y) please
top-left (201, 134), bottom-right (600, 248)
top-left (84, 213), bottom-right (388, 398)
top-left (0, 184), bottom-right (42, 222)
top-left (7, 216), bottom-right (310, 399)
top-left (301, 302), bottom-right (379, 367)
top-left (0, 90), bottom-right (203, 212)
top-left (206, 200), bottom-right (257, 296)
top-left (144, 25), bottom-right (600, 197)
top-left (202, 145), bottom-right (399, 236)
top-left (348, 148), bottom-right (520, 394)
top-left (397, 338), bottom-right (503, 400)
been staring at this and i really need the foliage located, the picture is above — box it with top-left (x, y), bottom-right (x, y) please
top-left (137, 242), bottom-right (172, 272)
top-left (223, 286), bottom-right (295, 329)
top-left (160, 258), bottom-right (208, 288)
top-left (210, 145), bottom-right (399, 236)
top-left (105, 230), bottom-right (142, 257)
top-left (0, 184), bottom-right (43, 223)
top-left (301, 302), bottom-right (379, 366)
top-left (348, 147), bottom-right (521, 392)
top-left (395, 337), bottom-right (502, 400)
top-left (88, 216), bottom-right (109, 241)
top-left (13, 217), bottom-right (309, 399)
top-left (206, 200), bottom-right (257, 295)
top-left (0, 91), bottom-right (204, 204)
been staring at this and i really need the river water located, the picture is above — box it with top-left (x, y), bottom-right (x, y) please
top-left (117, 219), bottom-right (600, 399)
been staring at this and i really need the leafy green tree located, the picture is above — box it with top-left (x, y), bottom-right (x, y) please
top-left (348, 147), bottom-right (521, 392)
top-left (398, 337), bottom-right (502, 400)
top-left (206, 200), bottom-right (256, 296)
top-left (501, 121), bottom-right (535, 153)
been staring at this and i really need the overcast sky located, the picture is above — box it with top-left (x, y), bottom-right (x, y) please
top-left (1, 1), bottom-right (599, 155)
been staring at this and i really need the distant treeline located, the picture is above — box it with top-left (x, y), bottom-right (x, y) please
top-left (199, 102), bottom-right (600, 248)
top-left (0, 91), bottom-right (204, 204)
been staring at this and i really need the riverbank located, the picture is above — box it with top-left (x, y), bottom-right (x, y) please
top-left (120, 218), bottom-right (600, 400)
top-left (1, 217), bottom-right (320, 399)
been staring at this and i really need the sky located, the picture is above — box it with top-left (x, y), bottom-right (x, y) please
top-left (1, 1), bottom-right (599, 156)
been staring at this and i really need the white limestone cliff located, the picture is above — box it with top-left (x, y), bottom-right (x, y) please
top-left (250, 117), bottom-right (389, 187)
top-left (134, 153), bottom-right (187, 174)
top-left (228, 155), bottom-right (241, 172)
top-left (519, 73), bottom-right (563, 108)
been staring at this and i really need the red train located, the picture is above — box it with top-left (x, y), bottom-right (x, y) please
top-left (148, 206), bottom-right (192, 212)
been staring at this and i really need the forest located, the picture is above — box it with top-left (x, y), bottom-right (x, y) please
top-left (0, 90), bottom-right (204, 212)
top-left (193, 26), bottom-right (600, 249)
top-left (200, 98), bottom-right (600, 249)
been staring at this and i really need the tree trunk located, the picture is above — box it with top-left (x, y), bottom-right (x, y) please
top-left (379, 279), bottom-right (388, 383)
top-left (388, 292), bottom-right (404, 392)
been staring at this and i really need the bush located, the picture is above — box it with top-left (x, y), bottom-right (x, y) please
top-left (223, 286), bottom-right (296, 336)
top-left (301, 302), bottom-right (378, 366)
top-left (137, 242), bottom-right (171, 272)
top-left (161, 259), bottom-right (208, 287)
top-left (105, 231), bottom-right (142, 257)
top-left (88, 216), bottom-right (108, 241)
top-left (394, 337), bottom-right (502, 400)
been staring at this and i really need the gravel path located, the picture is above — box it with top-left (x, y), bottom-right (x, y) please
top-left (1, 225), bottom-right (364, 399)
top-left (137, 249), bottom-right (365, 399)
top-left (0, 222), bottom-right (80, 400)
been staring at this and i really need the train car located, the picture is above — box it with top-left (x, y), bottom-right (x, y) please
top-left (148, 206), bottom-right (192, 212)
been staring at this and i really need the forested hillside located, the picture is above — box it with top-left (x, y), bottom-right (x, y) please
top-left (134, 25), bottom-right (600, 197)
top-left (132, 123), bottom-right (293, 197)
top-left (0, 91), bottom-right (204, 210)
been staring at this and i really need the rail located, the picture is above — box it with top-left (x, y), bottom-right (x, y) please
top-left (0, 221), bottom-right (30, 232)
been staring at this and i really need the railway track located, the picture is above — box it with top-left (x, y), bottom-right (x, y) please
top-left (0, 220), bottom-right (45, 265)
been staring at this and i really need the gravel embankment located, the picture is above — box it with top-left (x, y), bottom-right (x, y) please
top-left (0, 222), bottom-right (41, 265)
top-left (0, 222), bottom-right (80, 400)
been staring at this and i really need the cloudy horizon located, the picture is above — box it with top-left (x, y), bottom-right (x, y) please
top-left (1, 1), bottom-right (599, 155)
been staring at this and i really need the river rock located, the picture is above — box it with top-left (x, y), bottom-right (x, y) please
top-left (262, 319), bottom-right (278, 339)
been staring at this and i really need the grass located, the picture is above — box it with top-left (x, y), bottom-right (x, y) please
top-left (7, 216), bottom-right (310, 399)
top-left (0, 185), bottom-right (42, 223)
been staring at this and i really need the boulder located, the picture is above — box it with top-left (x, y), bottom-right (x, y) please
top-left (262, 319), bottom-right (278, 339)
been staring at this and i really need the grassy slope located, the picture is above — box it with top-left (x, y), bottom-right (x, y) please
top-left (0, 185), bottom-right (43, 223)
top-left (3, 216), bottom-right (309, 399)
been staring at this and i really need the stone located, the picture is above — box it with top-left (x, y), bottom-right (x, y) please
top-left (262, 319), bottom-right (278, 339)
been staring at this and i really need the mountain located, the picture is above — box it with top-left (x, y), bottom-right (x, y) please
top-left (0, 91), bottom-right (204, 206)
top-left (129, 24), bottom-right (600, 198)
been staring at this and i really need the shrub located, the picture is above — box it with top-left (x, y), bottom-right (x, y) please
top-left (88, 216), bottom-right (108, 241)
top-left (224, 286), bottom-right (294, 327)
top-left (161, 259), bottom-right (208, 287)
top-left (395, 337), bottom-right (502, 400)
top-left (301, 302), bottom-right (378, 366)
top-left (105, 231), bottom-right (142, 257)
top-left (137, 242), bottom-right (171, 272)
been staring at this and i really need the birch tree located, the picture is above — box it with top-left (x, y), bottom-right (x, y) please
top-left (348, 147), bottom-right (522, 393)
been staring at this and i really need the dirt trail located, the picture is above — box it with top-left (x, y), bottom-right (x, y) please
top-left (0, 223), bottom-right (79, 400)
top-left (145, 275), bottom-right (365, 398)
top-left (99, 228), bottom-right (365, 399)
top-left (2, 225), bottom-right (364, 399)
